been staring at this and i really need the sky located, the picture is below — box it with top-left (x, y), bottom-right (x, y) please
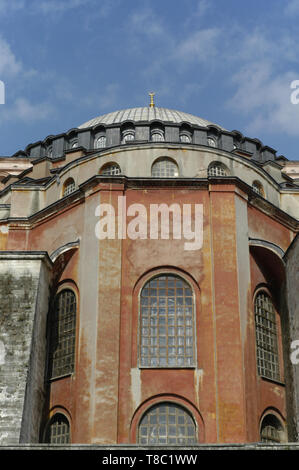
top-left (1, 0), bottom-right (299, 159)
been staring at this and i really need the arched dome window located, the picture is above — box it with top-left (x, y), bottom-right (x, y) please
top-left (122, 130), bottom-right (135, 143)
top-left (99, 162), bottom-right (121, 176)
top-left (151, 129), bottom-right (165, 142)
top-left (70, 140), bottom-right (78, 149)
top-left (207, 162), bottom-right (228, 177)
top-left (47, 146), bottom-right (53, 157)
top-left (151, 158), bottom-right (179, 178)
top-left (207, 137), bottom-right (216, 147)
top-left (252, 180), bottom-right (265, 197)
top-left (44, 413), bottom-right (70, 444)
top-left (139, 274), bottom-right (195, 367)
top-left (62, 178), bottom-right (76, 197)
top-left (138, 403), bottom-right (197, 445)
top-left (96, 135), bottom-right (106, 149)
top-left (260, 414), bottom-right (285, 443)
top-left (179, 133), bottom-right (191, 143)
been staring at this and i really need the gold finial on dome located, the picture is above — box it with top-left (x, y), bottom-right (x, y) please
top-left (149, 91), bottom-right (155, 108)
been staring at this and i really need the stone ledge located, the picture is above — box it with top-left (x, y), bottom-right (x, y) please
top-left (1, 443), bottom-right (299, 450)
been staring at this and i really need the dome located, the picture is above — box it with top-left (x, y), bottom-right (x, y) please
top-left (78, 106), bottom-right (225, 130)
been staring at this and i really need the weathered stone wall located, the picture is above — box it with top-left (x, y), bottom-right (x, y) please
top-left (0, 253), bottom-right (52, 444)
top-left (284, 234), bottom-right (299, 440)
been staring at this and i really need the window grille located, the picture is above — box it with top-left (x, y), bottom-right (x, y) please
top-left (260, 415), bottom-right (283, 443)
top-left (254, 292), bottom-right (280, 381)
top-left (63, 179), bottom-right (76, 197)
top-left (180, 134), bottom-right (191, 143)
top-left (45, 414), bottom-right (70, 444)
top-left (49, 290), bottom-right (76, 379)
top-left (96, 136), bottom-right (106, 148)
top-left (207, 163), bottom-right (227, 177)
top-left (100, 163), bottom-right (121, 176)
top-left (122, 132), bottom-right (135, 143)
top-left (207, 137), bottom-right (216, 147)
top-left (151, 159), bottom-right (179, 178)
top-left (151, 131), bottom-right (164, 142)
top-left (138, 403), bottom-right (197, 445)
top-left (139, 275), bottom-right (195, 367)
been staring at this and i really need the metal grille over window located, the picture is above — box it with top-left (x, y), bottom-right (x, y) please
top-left (207, 163), bottom-right (227, 177)
top-left (122, 132), bottom-right (135, 143)
top-left (96, 136), bottom-right (106, 148)
top-left (260, 415), bottom-right (284, 443)
top-left (151, 159), bottom-right (179, 178)
top-left (138, 403), bottom-right (197, 445)
top-left (100, 163), bottom-right (121, 176)
top-left (151, 131), bottom-right (164, 142)
top-left (180, 134), bottom-right (191, 143)
top-left (140, 275), bottom-right (195, 367)
top-left (49, 290), bottom-right (76, 379)
top-left (254, 292), bottom-right (280, 381)
top-left (63, 179), bottom-right (76, 197)
top-left (45, 414), bottom-right (70, 444)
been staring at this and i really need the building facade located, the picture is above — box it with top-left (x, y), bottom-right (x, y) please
top-left (0, 104), bottom-right (298, 445)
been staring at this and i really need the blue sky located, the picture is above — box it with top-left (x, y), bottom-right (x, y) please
top-left (1, 0), bottom-right (299, 160)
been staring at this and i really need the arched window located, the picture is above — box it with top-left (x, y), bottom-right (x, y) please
top-left (151, 158), bottom-right (179, 178)
top-left (138, 402), bottom-right (197, 445)
top-left (122, 130), bottom-right (135, 143)
top-left (252, 180), bottom-right (264, 197)
top-left (180, 133), bottom-right (191, 143)
top-left (254, 291), bottom-right (280, 381)
top-left (260, 414), bottom-right (285, 443)
top-left (139, 274), bottom-right (195, 367)
top-left (207, 162), bottom-right (228, 177)
top-left (48, 289), bottom-right (77, 379)
top-left (62, 178), bottom-right (76, 197)
top-left (44, 413), bottom-right (70, 444)
top-left (99, 163), bottom-right (121, 176)
top-left (151, 129), bottom-right (165, 142)
top-left (70, 140), bottom-right (78, 149)
top-left (47, 146), bottom-right (53, 158)
top-left (96, 135), bottom-right (106, 149)
top-left (207, 137), bottom-right (216, 147)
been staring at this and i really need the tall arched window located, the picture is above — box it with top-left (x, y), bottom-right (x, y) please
top-left (207, 162), bottom-right (228, 177)
top-left (62, 178), bottom-right (76, 197)
top-left (254, 291), bottom-right (280, 381)
top-left (260, 414), bottom-right (285, 443)
top-left (99, 163), bottom-right (121, 176)
top-left (151, 158), bottom-right (179, 178)
top-left (138, 402), bottom-right (197, 445)
top-left (44, 413), bottom-right (70, 444)
top-left (48, 289), bottom-right (77, 379)
top-left (139, 274), bottom-right (195, 367)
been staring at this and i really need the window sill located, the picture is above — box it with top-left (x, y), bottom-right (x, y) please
top-left (259, 375), bottom-right (285, 387)
top-left (48, 372), bottom-right (74, 382)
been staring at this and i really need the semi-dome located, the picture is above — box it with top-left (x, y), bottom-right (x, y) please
top-left (78, 106), bottom-right (225, 130)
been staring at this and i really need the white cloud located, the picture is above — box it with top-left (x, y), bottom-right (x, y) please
top-left (0, 36), bottom-right (22, 77)
top-left (176, 28), bottom-right (221, 63)
top-left (0, 0), bottom-right (24, 15)
top-left (284, 0), bottom-right (299, 16)
top-left (228, 61), bottom-right (299, 136)
top-left (1, 97), bottom-right (54, 122)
